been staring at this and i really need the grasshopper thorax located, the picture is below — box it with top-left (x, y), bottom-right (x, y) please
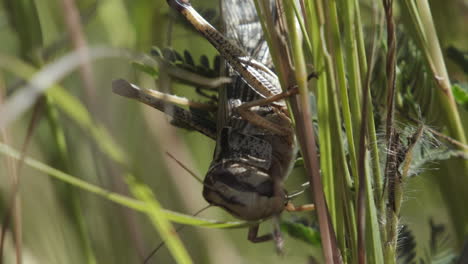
top-left (203, 162), bottom-right (286, 221)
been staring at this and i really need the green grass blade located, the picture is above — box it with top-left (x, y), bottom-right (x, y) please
top-left (0, 47), bottom-right (126, 129)
top-left (126, 175), bottom-right (193, 264)
top-left (0, 54), bottom-right (127, 165)
top-left (47, 87), bottom-right (128, 164)
top-left (0, 142), bottom-right (248, 229)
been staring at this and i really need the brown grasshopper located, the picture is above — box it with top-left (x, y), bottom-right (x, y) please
top-left (113, 0), bottom-right (313, 245)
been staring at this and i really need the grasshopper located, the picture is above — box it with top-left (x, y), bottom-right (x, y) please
top-left (113, 0), bottom-right (312, 245)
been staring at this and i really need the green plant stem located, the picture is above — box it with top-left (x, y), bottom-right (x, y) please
top-left (2, 1), bottom-right (44, 262)
top-left (0, 54), bottom-right (128, 165)
top-left (351, 1), bottom-right (384, 213)
top-left (255, 0), bottom-right (342, 262)
top-left (382, 0), bottom-right (400, 262)
top-left (0, 142), bottom-right (248, 229)
top-left (339, 0), bottom-right (364, 157)
top-left (317, 0), bottom-right (358, 259)
top-left (359, 6), bottom-right (385, 262)
top-left (364, 158), bottom-right (384, 264)
top-left (401, 0), bottom-right (468, 247)
top-left (325, 1), bottom-right (362, 261)
top-left (127, 175), bottom-right (193, 264)
top-left (303, 2), bottom-right (339, 244)
top-left (44, 95), bottom-right (96, 264)
top-left (328, 0), bottom-right (358, 186)
top-left (2, 1), bottom-right (99, 261)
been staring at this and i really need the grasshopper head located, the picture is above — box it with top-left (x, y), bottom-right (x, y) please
top-left (203, 163), bottom-right (286, 221)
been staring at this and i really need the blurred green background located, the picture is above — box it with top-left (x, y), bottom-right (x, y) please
top-left (0, 0), bottom-right (466, 263)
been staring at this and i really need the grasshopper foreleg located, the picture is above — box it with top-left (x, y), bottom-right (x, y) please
top-left (236, 87), bottom-right (298, 135)
top-left (285, 202), bottom-right (315, 212)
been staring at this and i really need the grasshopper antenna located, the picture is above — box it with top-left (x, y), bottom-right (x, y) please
top-left (165, 152), bottom-right (220, 192)
top-left (165, 151), bottom-right (204, 185)
top-left (142, 151), bottom-right (217, 263)
top-left (286, 181), bottom-right (310, 200)
top-left (143, 205), bottom-right (211, 264)
top-left (285, 182), bottom-right (315, 213)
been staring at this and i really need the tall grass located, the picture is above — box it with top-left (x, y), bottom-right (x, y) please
top-left (255, 0), bottom-right (467, 263)
top-left (0, 0), bottom-right (466, 263)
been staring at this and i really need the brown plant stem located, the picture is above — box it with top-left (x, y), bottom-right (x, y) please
top-left (382, 0), bottom-right (399, 262)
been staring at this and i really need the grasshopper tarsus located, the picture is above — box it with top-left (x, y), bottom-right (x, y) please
top-left (247, 222), bottom-right (284, 255)
top-left (285, 202), bottom-right (315, 212)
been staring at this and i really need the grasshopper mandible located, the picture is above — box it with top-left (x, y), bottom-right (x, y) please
top-left (113, 0), bottom-right (313, 244)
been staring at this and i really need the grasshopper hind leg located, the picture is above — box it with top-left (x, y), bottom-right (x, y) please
top-left (247, 221), bottom-right (284, 254)
top-left (112, 79), bottom-right (217, 140)
top-left (247, 224), bottom-right (273, 243)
